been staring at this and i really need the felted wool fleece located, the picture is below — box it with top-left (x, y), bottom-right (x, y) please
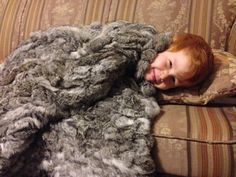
top-left (0, 21), bottom-right (172, 177)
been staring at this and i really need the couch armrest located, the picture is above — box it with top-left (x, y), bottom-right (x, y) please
top-left (227, 19), bottom-right (236, 56)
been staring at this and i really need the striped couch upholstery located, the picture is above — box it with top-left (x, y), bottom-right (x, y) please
top-left (153, 105), bottom-right (236, 177)
top-left (0, 0), bottom-right (236, 63)
top-left (228, 20), bottom-right (236, 56)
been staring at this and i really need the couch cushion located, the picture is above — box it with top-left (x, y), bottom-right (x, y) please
top-left (152, 104), bottom-right (236, 177)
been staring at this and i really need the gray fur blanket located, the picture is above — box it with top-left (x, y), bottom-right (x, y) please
top-left (0, 21), bottom-right (172, 177)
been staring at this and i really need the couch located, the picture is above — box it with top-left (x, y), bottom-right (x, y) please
top-left (0, 0), bottom-right (236, 176)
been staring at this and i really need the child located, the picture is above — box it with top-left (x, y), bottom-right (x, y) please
top-left (145, 33), bottom-right (214, 90)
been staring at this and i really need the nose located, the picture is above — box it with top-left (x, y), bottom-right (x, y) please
top-left (160, 70), bottom-right (169, 80)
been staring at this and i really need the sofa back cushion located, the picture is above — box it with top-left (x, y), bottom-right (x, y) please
top-left (0, 0), bottom-right (235, 63)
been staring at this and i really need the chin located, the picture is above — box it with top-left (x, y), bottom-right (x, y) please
top-left (154, 85), bottom-right (172, 90)
top-left (154, 85), bottom-right (165, 90)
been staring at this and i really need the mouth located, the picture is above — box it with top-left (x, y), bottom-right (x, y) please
top-left (152, 69), bottom-right (162, 85)
top-left (152, 69), bottom-right (156, 81)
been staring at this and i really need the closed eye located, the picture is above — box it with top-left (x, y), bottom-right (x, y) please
top-left (169, 60), bottom-right (173, 68)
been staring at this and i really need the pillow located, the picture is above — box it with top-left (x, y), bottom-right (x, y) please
top-left (156, 50), bottom-right (236, 105)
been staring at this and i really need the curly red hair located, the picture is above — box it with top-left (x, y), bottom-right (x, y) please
top-left (168, 33), bottom-right (214, 87)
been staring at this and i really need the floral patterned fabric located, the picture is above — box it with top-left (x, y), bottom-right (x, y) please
top-left (0, 0), bottom-right (236, 63)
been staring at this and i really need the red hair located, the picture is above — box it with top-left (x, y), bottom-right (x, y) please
top-left (168, 33), bottom-right (214, 86)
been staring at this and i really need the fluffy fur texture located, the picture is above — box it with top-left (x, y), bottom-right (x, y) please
top-left (0, 21), bottom-right (172, 177)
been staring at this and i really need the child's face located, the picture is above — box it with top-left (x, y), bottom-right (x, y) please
top-left (145, 50), bottom-right (192, 90)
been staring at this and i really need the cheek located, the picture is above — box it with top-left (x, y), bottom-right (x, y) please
top-left (151, 55), bottom-right (163, 67)
top-left (151, 57), bottom-right (167, 69)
